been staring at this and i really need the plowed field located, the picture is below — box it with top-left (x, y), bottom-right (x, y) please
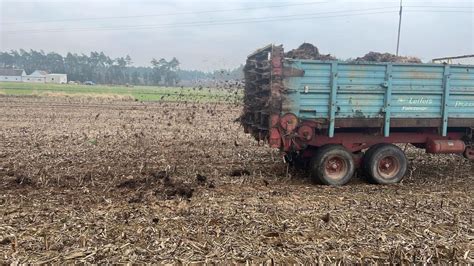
top-left (1, 96), bottom-right (472, 264)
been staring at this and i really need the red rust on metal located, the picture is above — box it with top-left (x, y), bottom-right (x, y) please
top-left (378, 156), bottom-right (401, 179)
top-left (464, 146), bottom-right (474, 160)
top-left (272, 47), bottom-right (283, 78)
top-left (269, 128), bottom-right (281, 148)
top-left (300, 120), bottom-right (323, 130)
top-left (291, 131), bottom-right (465, 152)
top-left (297, 125), bottom-right (313, 141)
top-left (242, 44), bottom-right (284, 144)
top-left (324, 156), bottom-right (347, 180)
top-left (272, 57), bottom-right (282, 68)
top-left (281, 135), bottom-right (292, 151)
top-left (425, 139), bottom-right (466, 154)
top-left (280, 113), bottom-right (298, 132)
top-left (270, 114), bottom-right (280, 128)
top-left (272, 67), bottom-right (283, 76)
top-left (352, 152), bottom-right (364, 168)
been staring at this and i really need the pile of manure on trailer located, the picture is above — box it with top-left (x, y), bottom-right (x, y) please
top-left (285, 43), bottom-right (336, 60)
top-left (284, 43), bottom-right (422, 63)
top-left (353, 51), bottom-right (422, 63)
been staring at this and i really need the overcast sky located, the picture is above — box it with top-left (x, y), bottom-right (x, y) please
top-left (0, 0), bottom-right (473, 70)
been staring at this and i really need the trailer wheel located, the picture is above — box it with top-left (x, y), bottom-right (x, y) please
top-left (310, 145), bottom-right (355, 186)
top-left (363, 143), bottom-right (386, 174)
top-left (365, 144), bottom-right (407, 184)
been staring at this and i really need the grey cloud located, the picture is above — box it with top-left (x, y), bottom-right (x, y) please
top-left (1, 0), bottom-right (472, 70)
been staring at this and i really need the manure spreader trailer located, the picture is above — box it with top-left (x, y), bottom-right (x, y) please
top-left (242, 44), bottom-right (474, 186)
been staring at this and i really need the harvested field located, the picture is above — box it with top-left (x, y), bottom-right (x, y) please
top-left (0, 95), bottom-right (473, 264)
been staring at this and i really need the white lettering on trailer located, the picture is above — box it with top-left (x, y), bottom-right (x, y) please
top-left (455, 101), bottom-right (474, 108)
top-left (398, 97), bottom-right (433, 111)
top-left (398, 97), bottom-right (433, 105)
top-left (401, 106), bottom-right (428, 111)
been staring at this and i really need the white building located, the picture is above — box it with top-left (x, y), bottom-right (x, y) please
top-left (23, 70), bottom-right (48, 83)
top-left (46, 74), bottom-right (67, 84)
top-left (0, 68), bottom-right (27, 82)
top-left (22, 70), bottom-right (68, 84)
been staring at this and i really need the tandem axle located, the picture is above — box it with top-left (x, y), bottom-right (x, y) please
top-left (244, 113), bottom-right (473, 186)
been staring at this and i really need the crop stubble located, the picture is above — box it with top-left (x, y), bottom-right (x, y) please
top-left (0, 95), bottom-right (472, 264)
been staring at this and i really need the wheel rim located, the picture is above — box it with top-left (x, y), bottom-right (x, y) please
top-left (377, 156), bottom-right (400, 179)
top-left (324, 156), bottom-right (348, 180)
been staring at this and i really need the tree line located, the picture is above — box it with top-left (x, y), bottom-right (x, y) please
top-left (0, 49), bottom-right (243, 86)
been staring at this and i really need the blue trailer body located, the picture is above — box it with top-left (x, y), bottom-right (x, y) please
top-left (282, 60), bottom-right (474, 137)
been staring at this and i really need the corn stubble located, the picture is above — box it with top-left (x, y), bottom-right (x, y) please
top-left (0, 93), bottom-right (472, 264)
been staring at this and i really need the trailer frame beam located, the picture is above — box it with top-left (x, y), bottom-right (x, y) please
top-left (329, 62), bottom-right (338, 138)
top-left (441, 65), bottom-right (451, 136)
top-left (383, 64), bottom-right (393, 137)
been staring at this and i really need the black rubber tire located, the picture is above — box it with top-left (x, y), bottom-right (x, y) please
top-left (363, 143), bottom-right (387, 175)
top-left (365, 144), bottom-right (408, 184)
top-left (310, 145), bottom-right (355, 186)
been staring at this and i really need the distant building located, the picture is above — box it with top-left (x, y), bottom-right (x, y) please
top-left (0, 68), bottom-right (27, 82)
top-left (46, 73), bottom-right (67, 84)
top-left (24, 70), bottom-right (48, 83)
top-left (22, 70), bottom-right (68, 84)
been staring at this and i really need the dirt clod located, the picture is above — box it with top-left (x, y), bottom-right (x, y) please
top-left (208, 181), bottom-right (216, 189)
top-left (196, 173), bottom-right (207, 183)
top-left (321, 213), bottom-right (331, 223)
top-left (0, 237), bottom-right (12, 245)
top-left (14, 174), bottom-right (35, 186)
top-left (117, 179), bottom-right (140, 189)
top-left (230, 169), bottom-right (251, 177)
top-left (161, 184), bottom-right (194, 200)
top-left (128, 193), bottom-right (144, 203)
top-left (151, 170), bottom-right (169, 179)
